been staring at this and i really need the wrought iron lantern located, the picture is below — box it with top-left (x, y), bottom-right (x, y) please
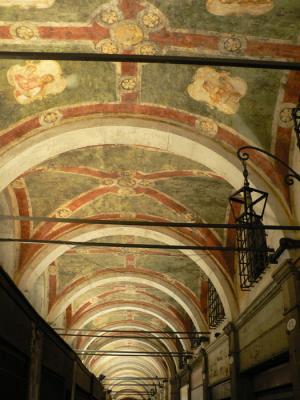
top-left (292, 96), bottom-right (300, 150)
top-left (229, 152), bottom-right (269, 290)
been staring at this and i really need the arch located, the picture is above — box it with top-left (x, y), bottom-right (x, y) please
top-left (0, 116), bottom-right (288, 232)
top-left (77, 322), bottom-right (180, 366)
top-left (48, 267), bottom-right (207, 331)
top-left (82, 338), bottom-right (177, 374)
top-left (65, 302), bottom-right (190, 351)
top-left (93, 356), bottom-right (167, 380)
top-left (100, 363), bottom-right (163, 382)
top-left (23, 226), bottom-right (237, 322)
top-left (88, 339), bottom-right (175, 376)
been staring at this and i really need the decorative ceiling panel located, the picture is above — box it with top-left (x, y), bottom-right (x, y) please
top-left (0, 0), bottom-right (299, 60)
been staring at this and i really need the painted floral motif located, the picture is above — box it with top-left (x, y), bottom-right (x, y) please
top-left (102, 178), bottom-right (114, 185)
top-left (10, 24), bottom-right (39, 40)
top-left (142, 12), bottom-right (161, 29)
top-left (7, 61), bottom-right (66, 105)
top-left (120, 77), bottom-right (137, 91)
top-left (40, 109), bottom-right (63, 126)
top-left (95, 39), bottom-right (119, 54)
top-left (56, 207), bottom-right (72, 218)
top-left (196, 117), bottom-right (218, 137)
top-left (187, 67), bottom-right (247, 115)
top-left (278, 103), bottom-right (296, 128)
top-left (100, 9), bottom-right (120, 25)
top-left (280, 108), bottom-right (293, 123)
top-left (0, 0), bottom-right (55, 8)
top-left (137, 42), bottom-right (158, 55)
top-left (206, 0), bottom-right (273, 16)
top-left (221, 35), bottom-right (246, 53)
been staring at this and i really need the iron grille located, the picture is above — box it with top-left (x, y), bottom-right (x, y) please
top-left (208, 280), bottom-right (225, 328)
top-left (237, 214), bottom-right (268, 290)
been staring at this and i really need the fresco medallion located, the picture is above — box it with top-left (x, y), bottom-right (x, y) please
top-left (120, 77), bottom-right (137, 91)
top-left (10, 23), bottom-right (39, 41)
top-left (278, 103), bottom-right (296, 128)
top-left (196, 117), bottom-right (219, 138)
top-left (40, 109), bottom-right (63, 126)
top-left (56, 207), bottom-right (72, 218)
top-left (111, 21), bottom-right (144, 47)
top-left (7, 60), bottom-right (66, 105)
top-left (219, 35), bottom-right (246, 54)
top-left (187, 67), bottom-right (247, 115)
top-left (0, 0), bottom-right (55, 8)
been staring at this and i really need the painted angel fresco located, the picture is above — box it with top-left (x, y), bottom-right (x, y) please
top-left (187, 67), bottom-right (247, 115)
top-left (7, 61), bottom-right (66, 105)
top-left (206, 0), bottom-right (273, 16)
top-left (0, 0), bottom-right (55, 8)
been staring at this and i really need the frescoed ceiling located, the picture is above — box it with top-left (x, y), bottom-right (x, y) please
top-left (0, 0), bottom-right (299, 60)
top-left (0, 0), bottom-right (299, 394)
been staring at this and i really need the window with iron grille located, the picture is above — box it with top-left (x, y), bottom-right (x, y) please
top-left (237, 214), bottom-right (268, 290)
top-left (208, 280), bottom-right (225, 328)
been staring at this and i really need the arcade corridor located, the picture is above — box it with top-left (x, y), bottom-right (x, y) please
top-left (0, 1), bottom-right (300, 399)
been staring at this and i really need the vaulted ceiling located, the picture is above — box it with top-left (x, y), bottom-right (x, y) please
top-left (0, 0), bottom-right (300, 398)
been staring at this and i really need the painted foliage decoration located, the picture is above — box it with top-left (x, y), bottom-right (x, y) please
top-left (206, 0), bottom-right (274, 16)
top-left (94, 0), bottom-right (167, 55)
top-left (0, 0), bottom-right (55, 8)
top-left (187, 67), bottom-right (247, 115)
top-left (7, 60), bottom-right (67, 105)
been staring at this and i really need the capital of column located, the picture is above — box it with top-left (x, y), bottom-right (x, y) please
top-left (223, 322), bottom-right (237, 336)
top-left (272, 259), bottom-right (300, 287)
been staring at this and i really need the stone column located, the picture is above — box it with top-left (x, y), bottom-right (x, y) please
top-left (273, 259), bottom-right (300, 399)
top-left (224, 323), bottom-right (240, 400)
top-left (199, 348), bottom-right (209, 400)
top-left (28, 324), bottom-right (43, 400)
top-left (170, 376), bottom-right (180, 400)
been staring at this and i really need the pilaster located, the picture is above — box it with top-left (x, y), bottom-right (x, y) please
top-left (273, 259), bottom-right (300, 399)
top-left (223, 322), bottom-right (240, 400)
top-left (27, 324), bottom-right (43, 400)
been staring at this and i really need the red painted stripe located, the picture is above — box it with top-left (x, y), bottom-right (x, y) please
top-left (48, 272), bottom-right (57, 310)
top-left (121, 62), bottom-right (138, 76)
top-left (0, 118), bottom-right (40, 149)
top-left (121, 92), bottom-right (139, 104)
top-left (14, 188), bottom-right (31, 240)
top-left (38, 22), bottom-right (108, 41)
top-left (70, 299), bottom-right (186, 327)
top-left (246, 41), bottom-right (300, 62)
top-left (150, 30), bottom-right (219, 50)
top-left (0, 26), bottom-right (11, 39)
top-left (119, 0), bottom-right (144, 19)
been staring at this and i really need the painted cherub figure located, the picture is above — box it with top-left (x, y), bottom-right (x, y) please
top-left (7, 61), bottom-right (67, 105)
top-left (14, 63), bottom-right (54, 103)
top-left (206, 0), bottom-right (273, 16)
top-left (0, 0), bottom-right (55, 9)
top-left (187, 67), bottom-right (247, 115)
